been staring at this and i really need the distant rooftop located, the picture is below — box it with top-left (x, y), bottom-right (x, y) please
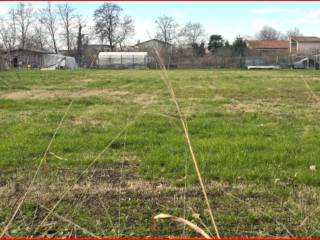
top-left (290, 36), bottom-right (320, 42)
top-left (135, 39), bottom-right (173, 46)
top-left (2, 48), bottom-right (51, 54)
top-left (246, 40), bottom-right (289, 49)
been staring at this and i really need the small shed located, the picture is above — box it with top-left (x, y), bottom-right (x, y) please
top-left (1, 48), bottom-right (50, 68)
top-left (98, 52), bottom-right (149, 68)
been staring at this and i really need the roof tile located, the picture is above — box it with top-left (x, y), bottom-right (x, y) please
top-left (290, 36), bottom-right (320, 42)
top-left (247, 40), bottom-right (289, 49)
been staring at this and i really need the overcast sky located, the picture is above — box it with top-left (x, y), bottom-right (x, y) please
top-left (1, 1), bottom-right (320, 44)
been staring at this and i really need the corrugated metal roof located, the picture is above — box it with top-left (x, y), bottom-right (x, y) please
top-left (2, 48), bottom-right (50, 54)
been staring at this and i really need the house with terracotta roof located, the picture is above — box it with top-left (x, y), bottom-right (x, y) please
top-left (289, 36), bottom-right (320, 54)
top-left (246, 40), bottom-right (289, 56)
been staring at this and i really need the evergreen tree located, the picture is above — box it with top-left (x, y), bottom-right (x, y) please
top-left (208, 34), bottom-right (224, 54)
top-left (232, 36), bottom-right (247, 56)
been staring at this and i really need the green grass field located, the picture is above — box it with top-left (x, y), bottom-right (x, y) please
top-left (1, 69), bottom-right (320, 237)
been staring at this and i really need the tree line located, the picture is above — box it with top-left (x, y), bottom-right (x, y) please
top-left (0, 2), bottom-right (303, 57)
top-left (0, 2), bottom-right (84, 54)
top-left (0, 2), bottom-right (207, 53)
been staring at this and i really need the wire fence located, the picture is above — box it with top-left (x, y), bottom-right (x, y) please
top-left (1, 52), bottom-right (320, 71)
top-left (148, 54), bottom-right (320, 69)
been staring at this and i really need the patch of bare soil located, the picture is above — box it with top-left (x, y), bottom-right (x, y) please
top-left (79, 89), bottom-right (129, 99)
top-left (0, 161), bottom-right (317, 208)
top-left (0, 90), bottom-right (61, 100)
top-left (0, 89), bottom-right (129, 101)
top-left (0, 157), bottom-right (228, 206)
top-left (223, 99), bottom-right (284, 115)
top-left (0, 111), bottom-right (33, 123)
top-left (1, 159), bottom-right (320, 238)
top-left (0, 89), bottom-right (160, 107)
top-left (131, 93), bottom-right (159, 106)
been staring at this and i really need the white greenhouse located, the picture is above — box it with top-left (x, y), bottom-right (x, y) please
top-left (98, 52), bottom-right (149, 68)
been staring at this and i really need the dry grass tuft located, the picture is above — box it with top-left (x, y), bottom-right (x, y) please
top-left (152, 49), bottom-right (220, 238)
top-left (152, 213), bottom-right (211, 238)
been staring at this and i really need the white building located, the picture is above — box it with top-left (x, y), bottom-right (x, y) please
top-left (135, 39), bottom-right (172, 49)
top-left (290, 36), bottom-right (320, 54)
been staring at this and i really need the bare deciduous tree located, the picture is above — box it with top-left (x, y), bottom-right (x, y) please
top-left (287, 28), bottom-right (303, 38)
top-left (39, 2), bottom-right (59, 53)
top-left (94, 3), bottom-right (134, 51)
top-left (0, 10), bottom-right (17, 51)
top-left (14, 3), bottom-right (34, 48)
top-left (0, 10), bottom-right (18, 68)
top-left (30, 23), bottom-right (48, 50)
top-left (255, 25), bottom-right (284, 40)
top-left (57, 3), bottom-right (76, 52)
top-left (117, 15), bottom-right (134, 50)
top-left (94, 3), bottom-right (122, 50)
top-left (179, 21), bottom-right (205, 46)
top-left (155, 15), bottom-right (178, 45)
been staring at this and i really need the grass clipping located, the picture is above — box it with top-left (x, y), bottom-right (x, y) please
top-left (152, 213), bottom-right (211, 238)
